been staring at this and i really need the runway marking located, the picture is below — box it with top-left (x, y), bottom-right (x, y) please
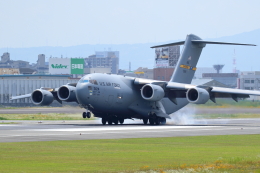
top-left (0, 124), bottom-right (18, 126)
top-left (0, 127), bottom-right (259, 140)
top-left (1, 127), bottom-right (259, 138)
top-left (77, 127), bottom-right (260, 134)
top-left (31, 126), bottom-right (220, 132)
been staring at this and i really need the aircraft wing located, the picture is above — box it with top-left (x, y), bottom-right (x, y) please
top-left (134, 78), bottom-right (260, 102)
top-left (10, 94), bottom-right (31, 101)
top-left (10, 87), bottom-right (62, 104)
top-left (166, 82), bottom-right (260, 102)
top-left (9, 83), bottom-right (80, 105)
top-left (166, 82), bottom-right (260, 95)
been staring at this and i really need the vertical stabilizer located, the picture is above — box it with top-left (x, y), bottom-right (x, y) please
top-left (151, 34), bottom-right (256, 84)
top-left (170, 34), bottom-right (205, 84)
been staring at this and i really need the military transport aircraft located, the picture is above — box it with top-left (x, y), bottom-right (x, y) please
top-left (11, 34), bottom-right (260, 125)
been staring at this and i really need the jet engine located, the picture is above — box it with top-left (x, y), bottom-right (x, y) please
top-left (31, 89), bottom-right (54, 106)
top-left (141, 84), bottom-right (165, 101)
top-left (57, 85), bottom-right (77, 102)
top-left (186, 87), bottom-right (210, 104)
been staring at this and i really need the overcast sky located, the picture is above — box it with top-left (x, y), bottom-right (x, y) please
top-left (1, 0), bottom-right (260, 48)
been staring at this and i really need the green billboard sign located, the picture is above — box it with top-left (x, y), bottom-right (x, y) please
top-left (71, 58), bottom-right (84, 74)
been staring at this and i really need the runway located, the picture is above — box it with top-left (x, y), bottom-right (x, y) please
top-left (0, 118), bottom-right (259, 143)
top-left (1, 107), bottom-right (260, 114)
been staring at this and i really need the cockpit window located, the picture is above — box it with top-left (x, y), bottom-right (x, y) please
top-left (79, 76), bottom-right (89, 83)
top-left (89, 79), bottom-right (98, 85)
top-left (79, 77), bottom-right (84, 83)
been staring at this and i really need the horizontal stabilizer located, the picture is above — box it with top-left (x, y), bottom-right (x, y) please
top-left (191, 40), bottom-right (256, 46)
top-left (151, 40), bottom-right (256, 48)
top-left (151, 41), bottom-right (185, 48)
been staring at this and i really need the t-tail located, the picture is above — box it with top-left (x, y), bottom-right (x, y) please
top-left (151, 34), bottom-right (256, 84)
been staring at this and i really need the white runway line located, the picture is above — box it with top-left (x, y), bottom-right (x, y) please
top-left (0, 124), bottom-right (17, 126)
top-left (77, 127), bottom-right (260, 134)
top-left (2, 127), bottom-right (259, 138)
top-left (31, 125), bottom-right (220, 132)
top-left (1, 127), bottom-right (259, 138)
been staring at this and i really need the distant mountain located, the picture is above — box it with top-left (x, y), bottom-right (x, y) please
top-left (199, 29), bottom-right (260, 72)
top-left (0, 29), bottom-right (260, 72)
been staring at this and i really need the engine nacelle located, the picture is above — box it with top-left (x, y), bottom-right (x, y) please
top-left (141, 84), bottom-right (165, 101)
top-left (186, 87), bottom-right (210, 104)
top-left (31, 89), bottom-right (54, 106)
top-left (57, 85), bottom-right (77, 102)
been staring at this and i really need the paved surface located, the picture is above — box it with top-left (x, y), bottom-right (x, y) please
top-left (0, 118), bottom-right (259, 143)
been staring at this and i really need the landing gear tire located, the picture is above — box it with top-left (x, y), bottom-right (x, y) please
top-left (160, 117), bottom-right (166, 125)
top-left (108, 118), bottom-right (113, 125)
top-left (102, 118), bottom-right (107, 125)
top-left (155, 117), bottom-right (160, 125)
top-left (82, 112), bottom-right (87, 119)
top-left (149, 118), bottom-right (155, 125)
top-left (143, 118), bottom-right (148, 125)
top-left (119, 118), bottom-right (124, 124)
top-left (86, 112), bottom-right (91, 118)
top-left (113, 117), bottom-right (119, 125)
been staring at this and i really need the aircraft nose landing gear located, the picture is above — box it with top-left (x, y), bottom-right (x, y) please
top-left (82, 112), bottom-right (91, 119)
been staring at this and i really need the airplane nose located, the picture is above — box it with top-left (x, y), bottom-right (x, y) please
top-left (75, 82), bottom-right (88, 104)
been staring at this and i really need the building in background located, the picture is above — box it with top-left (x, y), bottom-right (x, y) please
top-left (35, 54), bottom-right (48, 74)
top-left (154, 68), bottom-right (174, 81)
top-left (84, 67), bottom-right (111, 74)
top-left (0, 52), bottom-right (30, 68)
top-left (202, 73), bottom-right (238, 88)
top-left (154, 46), bottom-right (180, 68)
top-left (0, 75), bottom-right (78, 106)
top-left (0, 68), bottom-right (19, 75)
top-left (124, 67), bottom-right (153, 79)
top-left (238, 71), bottom-right (260, 90)
top-left (191, 79), bottom-right (229, 88)
top-left (49, 58), bottom-right (84, 77)
top-left (85, 51), bottom-right (119, 74)
top-left (153, 46), bottom-right (180, 81)
top-left (194, 67), bottom-right (216, 79)
top-left (19, 68), bottom-right (36, 74)
top-left (201, 65), bottom-right (238, 88)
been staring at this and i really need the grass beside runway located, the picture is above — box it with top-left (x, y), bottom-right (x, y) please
top-left (0, 113), bottom-right (95, 120)
top-left (0, 135), bottom-right (260, 172)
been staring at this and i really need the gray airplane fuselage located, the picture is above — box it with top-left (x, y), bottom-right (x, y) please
top-left (76, 73), bottom-right (188, 119)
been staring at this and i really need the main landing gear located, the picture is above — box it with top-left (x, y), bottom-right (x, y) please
top-left (102, 116), bottom-right (124, 125)
top-left (82, 112), bottom-right (91, 119)
top-left (148, 117), bottom-right (166, 125)
top-left (145, 113), bottom-right (166, 125)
